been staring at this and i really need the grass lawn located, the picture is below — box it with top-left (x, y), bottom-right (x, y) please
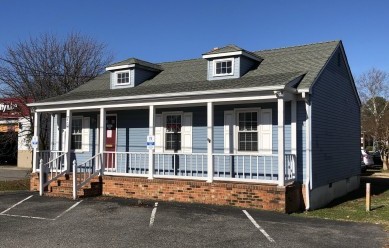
top-left (293, 175), bottom-right (389, 231)
top-left (0, 178), bottom-right (30, 191)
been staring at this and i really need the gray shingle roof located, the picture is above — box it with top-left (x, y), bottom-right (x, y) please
top-left (203, 44), bottom-right (263, 61)
top-left (107, 58), bottom-right (162, 71)
top-left (37, 40), bottom-right (340, 104)
top-left (203, 44), bottom-right (243, 55)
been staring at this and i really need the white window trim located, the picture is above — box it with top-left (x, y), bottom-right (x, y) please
top-left (234, 108), bottom-right (261, 154)
top-left (71, 116), bottom-right (83, 152)
top-left (213, 58), bottom-right (234, 77)
top-left (162, 111), bottom-right (183, 152)
top-left (115, 70), bottom-right (132, 86)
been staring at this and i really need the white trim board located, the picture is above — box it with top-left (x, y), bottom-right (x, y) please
top-left (35, 95), bottom-right (280, 113)
top-left (28, 86), bottom-right (285, 108)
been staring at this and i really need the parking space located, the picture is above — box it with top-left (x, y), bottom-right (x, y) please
top-left (0, 193), bottom-right (387, 247)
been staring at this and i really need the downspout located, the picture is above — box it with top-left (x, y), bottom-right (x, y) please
top-left (304, 94), bottom-right (312, 210)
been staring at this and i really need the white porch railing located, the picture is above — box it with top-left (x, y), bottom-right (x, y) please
top-left (39, 153), bottom-right (67, 196)
top-left (103, 151), bottom-right (150, 176)
top-left (154, 153), bottom-right (208, 179)
top-left (37, 151), bottom-right (297, 198)
top-left (97, 152), bottom-right (297, 183)
top-left (285, 154), bottom-right (296, 182)
top-left (36, 150), bottom-right (65, 171)
top-left (72, 154), bottom-right (102, 200)
top-left (213, 153), bottom-right (279, 183)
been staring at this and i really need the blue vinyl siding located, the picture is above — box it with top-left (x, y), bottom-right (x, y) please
top-left (116, 110), bottom-right (149, 153)
top-left (310, 47), bottom-right (361, 188)
top-left (285, 102), bottom-right (292, 153)
top-left (239, 57), bottom-right (257, 77)
top-left (59, 101), bottom-right (306, 179)
top-left (134, 68), bottom-right (156, 86)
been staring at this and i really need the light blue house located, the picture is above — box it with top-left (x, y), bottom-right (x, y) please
top-left (29, 40), bottom-right (361, 211)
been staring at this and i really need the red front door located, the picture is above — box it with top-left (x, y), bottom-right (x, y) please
top-left (105, 116), bottom-right (117, 170)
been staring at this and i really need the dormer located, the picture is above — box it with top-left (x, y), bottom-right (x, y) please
top-left (106, 58), bottom-right (162, 89)
top-left (202, 45), bottom-right (263, 81)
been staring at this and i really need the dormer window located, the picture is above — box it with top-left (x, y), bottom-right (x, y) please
top-left (117, 71), bottom-right (130, 84)
top-left (214, 59), bottom-right (234, 76)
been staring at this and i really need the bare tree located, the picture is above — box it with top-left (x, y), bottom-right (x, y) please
top-left (0, 32), bottom-right (113, 150)
top-left (357, 68), bottom-right (389, 170)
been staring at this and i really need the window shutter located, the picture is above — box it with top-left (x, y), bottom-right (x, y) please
top-left (260, 109), bottom-right (272, 154)
top-left (82, 117), bottom-right (90, 152)
top-left (61, 118), bottom-right (66, 151)
top-left (224, 111), bottom-right (233, 154)
top-left (182, 112), bottom-right (192, 153)
top-left (155, 114), bottom-right (163, 152)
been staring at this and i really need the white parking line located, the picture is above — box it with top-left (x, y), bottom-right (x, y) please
top-left (243, 210), bottom-right (275, 243)
top-left (54, 200), bottom-right (83, 220)
top-left (0, 197), bottom-right (83, 221)
top-left (149, 202), bottom-right (158, 227)
top-left (0, 213), bottom-right (51, 220)
top-left (0, 195), bottom-right (33, 214)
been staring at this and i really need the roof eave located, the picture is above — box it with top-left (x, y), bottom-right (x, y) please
top-left (27, 85), bottom-right (287, 108)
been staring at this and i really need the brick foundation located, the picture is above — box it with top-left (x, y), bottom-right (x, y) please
top-left (30, 173), bottom-right (303, 213)
top-left (30, 173), bottom-right (39, 191)
top-left (102, 176), bottom-right (302, 213)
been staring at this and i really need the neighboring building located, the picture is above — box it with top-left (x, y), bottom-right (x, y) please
top-left (28, 40), bottom-right (361, 211)
top-left (0, 98), bottom-right (31, 168)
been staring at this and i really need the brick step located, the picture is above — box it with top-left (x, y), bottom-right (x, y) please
top-left (55, 174), bottom-right (101, 182)
top-left (44, 192), bottom-right (73, 199)
top-left (48, 185), bottom-right (101, 198)
top-left (43, 174), bottom-right (102, 199)
top-left (54, 180), bottom-right (101, 188)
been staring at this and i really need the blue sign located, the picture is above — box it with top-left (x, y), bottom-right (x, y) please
top-left (147, 135), bottom-right (155, 149)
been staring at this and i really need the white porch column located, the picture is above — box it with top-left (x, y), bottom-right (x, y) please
top-left (148, 105), bottom-right (155, 179)
top-left (54, 113), bottom-right (60, 150)
top-left (291, 99), bottom-right (297, 156)
top-left (207, 102), bottom-right (214, 183)
top-left (50, 114), bottom-right (54, 151)
top-left (65, 109), bottom-right (72, 171)
top-left (99, 108), bottom-right (106, 173)
top-left (277, 95), bottom-right (285, 186)
top-left (32, 111), bottom-right (40, 173)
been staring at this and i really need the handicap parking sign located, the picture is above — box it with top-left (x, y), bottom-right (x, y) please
top-left (146, 135), bottom-right (155, 150)
top-left (31, 136), bottom-right (39, 149)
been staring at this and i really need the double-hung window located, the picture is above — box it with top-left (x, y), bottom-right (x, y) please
top-left (71, 118), bottom-right (82, 150)
top-left (237, 111), bottom-right (258, 152)
top-left (165, 114), bottom-right (182, 151)
top-left (214, 59), bottom-right (233, 76)
top-left (116, 71), bottom-right (130, 84)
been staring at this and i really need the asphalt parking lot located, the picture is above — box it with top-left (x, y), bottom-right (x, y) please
top-left (0, 191), bottom-right (387, 248)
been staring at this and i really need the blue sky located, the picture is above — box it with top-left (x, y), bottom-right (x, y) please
top-left (0, 0), bottom-right (388, 77)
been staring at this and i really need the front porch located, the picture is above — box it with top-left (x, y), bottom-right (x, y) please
top-left (31, 90), bottom-right (304, 211)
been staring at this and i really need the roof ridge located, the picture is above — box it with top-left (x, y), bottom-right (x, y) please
top-left (157, 57), bottom-right (203, 65)
top-left (254, 40), bottom-right (340, 53)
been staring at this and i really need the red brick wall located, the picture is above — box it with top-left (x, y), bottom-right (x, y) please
top-left (30, 173), bottom-right (39, 191)
top-left (102, 176), bottom-right (302, 213)
top-left (30, 173), bottom-right (303, 213)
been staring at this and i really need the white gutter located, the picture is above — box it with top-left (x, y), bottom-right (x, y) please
top-left (28, 85), bottom-right (285, 107)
